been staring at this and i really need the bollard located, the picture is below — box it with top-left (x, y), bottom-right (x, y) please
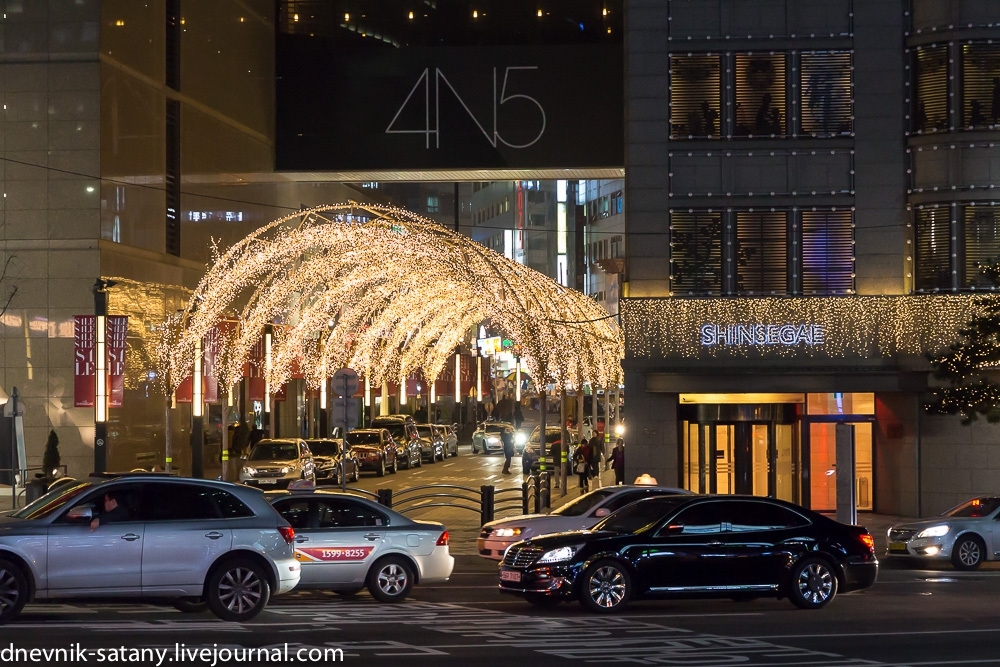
top-left (376, 487), bottom-right (393, 508)
top-left (533, 474), bottom-right (541, 513)
top-left (539, 471), bottom-right (550, 511)
top-left (521, 481), bottom-right (529, 515)
top-left (481, 485), bottom-right (495, 525)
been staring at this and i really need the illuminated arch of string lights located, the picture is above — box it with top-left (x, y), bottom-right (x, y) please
top-left (165, 203), bottom-right (623, 396)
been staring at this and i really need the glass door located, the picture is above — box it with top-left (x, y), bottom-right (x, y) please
top-left (808, 421), bottom-right (873, 512)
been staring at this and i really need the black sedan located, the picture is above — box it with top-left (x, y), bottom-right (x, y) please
top-left (498, 495), bottom-right (878, 612)
top-left (305, 439), bottom-right (360, 484)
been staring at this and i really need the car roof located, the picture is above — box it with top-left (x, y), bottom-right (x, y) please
top-left (254, 438), bottom-right (303, 444)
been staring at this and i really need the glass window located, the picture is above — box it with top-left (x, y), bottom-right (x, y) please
top-left (727, 501), bottom-right (809, 532)
top-left (735, 53), bottom-right (786, 137)
top-left (275, 499), bottom-right (311, 529)
top-left (806, 393), bottom-right (875, 415)
top-left (213, 489), bottom-right (255, 518)
top-left (913, 45), bottom-right (948, 134)
top-left (801, 210), bottom-right (854, 295)
top-left (595, 497), bottom-right (687, 534)
top-left (315, 499), bottom-right (387, 528)
top-left (961, 43), bottom-right (1000, 129)
top-left (668, 502), bottom-right (725, 535)
top-left (914, 207), bottom-right (952, 291)
top-left (736, 211), bottom-right (788, 295)
top-left (801, 51), bottom-right (853, 137)
top-left (670, 54), bottom-right (722, 139)
top-left (670, 211), bottom-right (723, 295)
top-left (963, 206), bottom-right (1000, 289)
top-left (140, 483), bottom-right (222, 521)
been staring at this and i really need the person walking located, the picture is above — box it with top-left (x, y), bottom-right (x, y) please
top-left (500, 425), bottom-right (514, 474)
top-left (607, 438), bottom-right (626, 486)
top-left (588, 432), bottom-right (605, 489)
top-left (573, 437), bottom-right (592, 492)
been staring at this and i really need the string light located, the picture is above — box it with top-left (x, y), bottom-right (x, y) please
top-left (167, 203), bottom-right (623, 395)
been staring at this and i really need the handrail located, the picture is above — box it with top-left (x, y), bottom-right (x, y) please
top-left (394, 502), bottom-right (482, 515)
top-left (392, 483), bottom-right (482, 497)
top-left (393, 492), bottom-right (479, 506)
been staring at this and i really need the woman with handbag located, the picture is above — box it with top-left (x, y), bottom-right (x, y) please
top-left (573, 438), bottom-right (592, 492)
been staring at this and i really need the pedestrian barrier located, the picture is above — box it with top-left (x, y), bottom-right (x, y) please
top-left (376, 483), bottom-right (534, 525)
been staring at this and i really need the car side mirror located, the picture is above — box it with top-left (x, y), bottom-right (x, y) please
top-left (593, 508), bottom-right (611, 518)
top-left (662, 523), bottom-right (684, 535)
top-left (65, 505), bottom-right (94, 523)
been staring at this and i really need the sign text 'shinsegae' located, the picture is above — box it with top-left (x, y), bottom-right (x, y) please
top-left (700, 324), bottom-right (825, 347)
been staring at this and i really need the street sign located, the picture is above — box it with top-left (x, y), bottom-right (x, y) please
top-left (331, 367), bottom-right (360, 397)
top-left (332, 397), bottom-right (360, 412)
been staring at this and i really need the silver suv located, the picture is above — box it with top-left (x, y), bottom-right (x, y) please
top-left (0, 474), bottom-right (300, 623)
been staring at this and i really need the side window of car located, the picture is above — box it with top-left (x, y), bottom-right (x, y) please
top-left (301, 442), bottom-right (312, 457)
top-left (601, 491), bottom-right (645, 514)
top-left (669, 502), bottom-right (725, 534)
top-left (727, 501), bottom-right (810, 532)
top-left (64, 484), bottom-right (141, 522)
top-left (140, 483), bottom-right (223, 521)
top-left (212, 489), bottom-right (255, 518)
top-left (275, 499), bottom-right (311, 529)
top-left (316, 499), bottom-right (387, 528)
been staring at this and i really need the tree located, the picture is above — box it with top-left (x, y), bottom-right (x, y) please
top-left (42, 429), bottom-right (61, 479)
top-left (924, 263), bottom-right (1000, 423)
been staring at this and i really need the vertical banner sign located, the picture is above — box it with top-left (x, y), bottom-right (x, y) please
top-left (74, 315), bottom-right (96, 407)
top-left (459, 354), bottom-right (474, 396)
top-left (107, 316), bottom-right (128, 408)
top-left (203, 325), bottom-right (222, 403)
top-left (247, 338), bottom-right (266, 402)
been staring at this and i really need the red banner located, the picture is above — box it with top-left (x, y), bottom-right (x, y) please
top-left (107, 316), bottom-right (128, 408)
top-left (203, 325), bottom-right (223, 403)
top-left (247, 338), bottom-right (266, 402)
top-left (73, 316), bottom-right (96, 408)
top-left (175, 376), bottom-right (192, 404)
top-left (275, 382), bottom-right (287, 402)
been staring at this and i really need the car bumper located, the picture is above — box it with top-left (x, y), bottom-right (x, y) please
top-left (274, 556), bottom-right (301, 595)
top-left (415, 547), bottom-right (455, 583)
top-left (887, 536), bottom-right (954, 561)
top-left (240, 475), bottom-right (299, 489)
top-left (498, 564), bottom-right (578, 599)
top-left (478, 537), bottom-right (517, 560)
top-left (357, 459), bottom-right (384, 471)
top-left (840, 558), bottom-right (879, 592)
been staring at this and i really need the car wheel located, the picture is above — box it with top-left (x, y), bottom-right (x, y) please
top-left (0, 558), bottom-right (29, 624)
top-left (366, 556), bottom-right (414, 603)
top-left (376, 459), bottom-right (385, 477)
top-left (172, 599), bottom-right (209, 613)
top-left (471, 442), bottom-right (478, 454)
top-left (415, 455), bottom-right (422, 468)
top-left (787, 557), bottom-right (838, 609)
top-left (427, 454), bottom-right (435, 464)
top-left (206, 558), bottom-right (271, 622)
top-left (524, 594), bottom-right (560, 607)
top-left (952, 535), bottom-right (985, 570)
top-left (578, 559), bottom-right (631, 613)
top-left (352, 466), bottom-right (360, 483)
top-left (390, 458), bottom-right (398, 474)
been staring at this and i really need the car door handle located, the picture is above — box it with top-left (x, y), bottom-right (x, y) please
top-left (121, 533), bottom-right (140, 542)
top-left (294, 536), bottom-right (309, 543)
top-left (204, 531), bottom-right (225, 540)
top-left (363, 533), bottom-right (381, 541)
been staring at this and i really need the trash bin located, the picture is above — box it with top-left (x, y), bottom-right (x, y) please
top-left (25, 475), bottom-right (48, 503)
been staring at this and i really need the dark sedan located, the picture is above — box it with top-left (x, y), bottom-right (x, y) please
top-left (498, 495), bottom-right (878, 612)
top-left (305, 439), bottom-right (359, 484)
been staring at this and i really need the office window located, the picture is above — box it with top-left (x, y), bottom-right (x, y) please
top-left (961, 43), bottom-right (1000, 129)
top-left (913, 45), bottom-right (948, 133)
top-left (735, 54), bottom-right (786, 137)
top-left (801, 52), bottom-right (853, 137)
top-left (670, 212), bottom-right (723, 295)
top-left (914, 208), bottom-right (952, 291)
top-left (669, 54), bottom-right (722, 139)
top-left (963, 206), bottom-right (1000, 288)
top-left (801, 211), bottom-right (854, 295)
top-left (427, 196), bottom-right (440, 213)
top-left (735, 211), bottom-right (787, 295)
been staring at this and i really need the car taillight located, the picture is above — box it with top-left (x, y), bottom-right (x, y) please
top-left (278, 526), bottom-right (295, 544)
top-left (859, 532), bottom-right (875, 553)
top-left (436, 531), bottom-right (449, 546)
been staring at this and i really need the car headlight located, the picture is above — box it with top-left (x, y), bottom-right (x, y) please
top-left (536, 545), bottom-right (579, 564)
top-left (279, 466), bottom-right (292, 474)
top-left (487, 436), bottom-right (500, 445)
top-left (242, 466), bottom-right (256, 476)
top-left (493, 527), bottom-right (523, 538)
top-left (916, 525), bottom-right (950, 538)
top-left (514, 433), bottom-right (527, 445)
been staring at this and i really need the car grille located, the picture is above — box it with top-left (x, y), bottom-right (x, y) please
top-left (252, 467), bottom-right (285, 477)
top-left (889, 528), bottom-right (917, 541)
top-left (503, 544), bottom-right (544, 568)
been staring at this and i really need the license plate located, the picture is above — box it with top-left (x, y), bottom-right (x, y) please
top-left (888, 541), bottom-right (907, 552)
top-left (500, 570), bottom-right (521, 582)
top-left (257, 478), bottom-right (277, 485)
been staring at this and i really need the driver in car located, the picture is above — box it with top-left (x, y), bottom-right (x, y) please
top-left (90, 491), bottom-right (130, 530)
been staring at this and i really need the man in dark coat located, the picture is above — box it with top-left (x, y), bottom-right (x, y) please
top-left (588, 432), bottom-right (605, 489)
top-left (500, 426), bottom-right (515, 474)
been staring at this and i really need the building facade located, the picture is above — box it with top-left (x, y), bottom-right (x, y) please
top-left (622, 0), bottom-right (1000, 516)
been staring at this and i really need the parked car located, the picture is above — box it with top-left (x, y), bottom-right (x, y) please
top-left (239, 438), bottom-right (316, 489)
top-left (345, 429), bottom-right (397, 477)
top-left (0, 474), bottom-right (300, 623)
top-left (479, 485), bottom-right (692, 559)
top-left (267, 487), bottom-right (454, 602)
top-left (305, 438), bottom-right (359, 484)
top-left (887, 496), bottom-right (1000, 570)
top-left (370, 415), bottom-right (421, 463)
top-left (520, 424), bottom-right (575, 474)
top-left (435, 423), bottom-right (459, 457)
top-left (472, 421), bottom-right (515, 454)
top-left (498, 494), bottom-right (878, 612)
top-left (393, 433), bottom-right (423, 470)
top-left (415, 423), bottom-right (445, 462)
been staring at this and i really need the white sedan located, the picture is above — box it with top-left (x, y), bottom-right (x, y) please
top-left (887, 496), bottom-right (1000, 570)
top-left (477, 485), bottom-right (691, 560)
top-left (268, 488), bottom-right (454, 601)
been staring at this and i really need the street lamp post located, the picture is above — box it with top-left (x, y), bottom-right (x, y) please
top-left (190, 336), bottom-right (204, 478)
top-left (92, 279), bottom-right (111, 474)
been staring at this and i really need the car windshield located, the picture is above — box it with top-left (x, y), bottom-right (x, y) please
top-left (550, 488), bottom-right (618, 516)
top-left (417, 426), bottom-right (436, 439)
top-left (248, 442), bottom-right (299, 461)
top-left (380, 425), bottom-right (409, 441)
top-left (308, 441), bottom-right (341, 456)
top-left (944, 497), bottom-right (1000, 518)
top-left (346, 432), bottom-right (382, 445)
top-left (592, 497), bottom-right (690, 534)
top-left (11, 482), bottom-right (94, 520)
top-left (483, 424), bottom-right (507, 434)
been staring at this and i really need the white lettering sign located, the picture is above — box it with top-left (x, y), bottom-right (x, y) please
top-left (700, 324), bottom-right (825, 347)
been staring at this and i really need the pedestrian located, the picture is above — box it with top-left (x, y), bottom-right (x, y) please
top-left (513, 401), bottom-right (524, 429)
top-left (249, 426), bottom-right (265, 449)
top-left (573, 437), bottom-right (592, 492)
top-left (500, 425), bottom-right (514, 474)
top-left (548, 432), bottom-right (562, 489)
top-left (607, 438), bottom-right (626, 485)
top-left (588, 432), bottom-right (605, 489)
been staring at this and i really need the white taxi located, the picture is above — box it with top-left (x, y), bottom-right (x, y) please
top-left (267, 486), bottom-right (453, 601)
